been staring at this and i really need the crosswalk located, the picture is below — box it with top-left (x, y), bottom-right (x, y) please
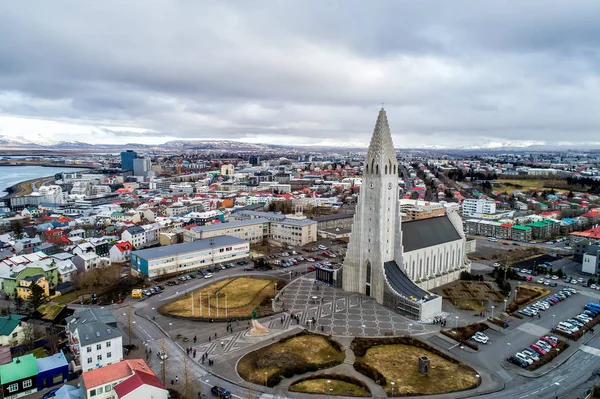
top-left (580, 344), bottom-right (600, 357)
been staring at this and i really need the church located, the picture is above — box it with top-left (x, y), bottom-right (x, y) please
top-left (342, 108), bottom-right (471, 321)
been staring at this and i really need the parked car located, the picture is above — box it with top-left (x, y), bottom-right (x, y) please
top-left (211, 386), bottom-right (232, 399)
top-left (508, 356), bottom-right (528, 368)
top-left (522, 348), bottom-right (540, 361)
top-left (515, 352), bottom-right (534, 365)
top-left (204, 273), bottom-right (213, 279)
top-left (529, 344), bottom-right (546, 355)
top-left (472, 332), bottom-right (489, 344)
top-left (157, 350), bottom-right (168, 360)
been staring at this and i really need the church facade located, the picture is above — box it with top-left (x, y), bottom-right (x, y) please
top-left (342, 108), bottom-right (470, 321)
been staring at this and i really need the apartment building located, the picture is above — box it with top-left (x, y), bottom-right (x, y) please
top-left (66, 309), bottom-right (123, 373)
top-left (131, 236), bottom-right (249, 279)
top-left (461, 198), bottom-right (496, 217)
top-left (184, 219), bottom-right (268, 244)
top-left (399, 199), bottom-right (445, 221)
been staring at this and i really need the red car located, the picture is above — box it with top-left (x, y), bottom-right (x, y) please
top-left (530, 344), bottom-right (546, 355)
top-left (307, 265), bottom-right (315, 272)
top-left (541, 336), bottom-right (558, 347)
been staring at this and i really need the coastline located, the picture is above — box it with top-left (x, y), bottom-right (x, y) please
top-left (3, 175), bottom-right (56, 198)
top-left (0, 161), bottom-right (96, 169)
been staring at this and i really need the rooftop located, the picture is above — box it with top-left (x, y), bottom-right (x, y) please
top-left (114, 369), bottom-right (166, 397)
top-left (190, 218), bottom-right (269, 233)
top-left (402, 216), bottom-right (462, 252)
top-left (0, 354), bottom-right (38, 384)
top-left (132, 235), bottom-right (247, 260)
top-left (82, 359), bottom-right (152, 388)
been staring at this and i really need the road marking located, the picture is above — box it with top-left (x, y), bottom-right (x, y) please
top-left (580, 345), bottom-right (600, 357)
top-left (516, 322), bottom-right (549, 337)
top-left (518, 394), bottom-right (529, 398)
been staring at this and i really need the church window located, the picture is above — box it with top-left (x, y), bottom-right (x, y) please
top-left (412, 260), bottom-right (416, 279)
top-left (389, 160), bottom-right (392, 175)
top-left (371, 159), bottom-right (374, 174)
top-left (426, 258), bottom-right (429, 275)
top-left (394, 165), bottom-right (397, 174)
top-left (365, 164), bottom-right (368, 173)
top-left (433, 255), bottom-right (436, 272)
top-left (376, 164), bottom-right (379, 175)
top-left (445, 251), bottom-right (449, 267)
top-left (419, 259), bottom-right (423, 277)
top-left (385, 165), bottom-right (388, 174)
top-left (366, 262), bottom-right (372, 284)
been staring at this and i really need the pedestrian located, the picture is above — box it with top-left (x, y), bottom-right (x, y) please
top-left (214, 332), bottom-right (217, 338)
top-left (175, 376), bottom-right (179, 383)
top-left (171, 379), bottom-right (174, 385)
top-left (208, 336), bottom-right (211, 342)
top-left (538, 313), bottom-right (541, 319)
top-left (194, 349), bottom-right (197, 358)
top-left (194, 335), bottom-right (197, 343)
top-left (221, 341), bottom-right (224, 348)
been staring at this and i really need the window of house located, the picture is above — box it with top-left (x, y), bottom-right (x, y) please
top-left (90, 389), bottom-right (96, 397)
top-left (8, 383), bottom-right (18, 393)
top-left (97, 355), bottom-right (102, 361)
top-left (105, 385), bottom-right (112, 391)
top-left (12, 332), bottom-right (17, 338)
top-left (87, 347), bottom-right (92, 353)
top-left (106, 341), bottom-right (111, 348)
top-left (87, 358), bottom-right (92, 364)
top-left (23, 379), bottom-right (32, 389)
top-left (97, 387), bottom-right (103, 394)
top-left (107, 352), bottom-right (112, 358)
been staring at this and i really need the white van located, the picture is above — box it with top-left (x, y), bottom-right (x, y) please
top-left (488, 237), bottom-right (498, 242)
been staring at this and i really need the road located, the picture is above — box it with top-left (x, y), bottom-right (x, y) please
top-left (92, 243), bottom-right (600, 398)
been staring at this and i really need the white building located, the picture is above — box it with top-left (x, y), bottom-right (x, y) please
top-left (66, 308), bottom-right (123, 372)
top-left (131, 236), bottom-right (249, 279)
top-left (38, 185), bottom-right (64, 204)
top-left (81, 359), bottom-right (167, 399)
top-left (109, 241), bottom-right (133, 264)
top-left (342, 109), bottom-right (468, 321)
top-left (461, 198), bottom-right (496, 217)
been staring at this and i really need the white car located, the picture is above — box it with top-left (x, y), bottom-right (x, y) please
top-left (537, 279), bottom-right (545, 284)
top-left (515, 352), bottom-right (534, 365)
top-left (204, 273), bottom-right (213, 279)
top-left (551, 275), bottom-right (559, 280)
top-left (472, 332), bottom-right (489, 344)
top-left (493, 263), bottom-right (501, 267)
top-left (592, 284), bottom-right (597, 290)
top-left (522, 348), bottom-right (540, 361)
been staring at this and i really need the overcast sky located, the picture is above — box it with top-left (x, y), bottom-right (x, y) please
top-left (1, 1), bottom-right (600, 148)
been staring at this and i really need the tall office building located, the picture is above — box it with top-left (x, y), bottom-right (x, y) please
top-left (121, 150), bottom-right (137, 171)
top-left (249, 155), bottom-right (260, 166)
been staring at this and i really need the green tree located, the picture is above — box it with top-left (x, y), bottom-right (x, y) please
top-left (13, 223), bottom-right (24, 240)
top-left (567, 190), bottom-right (574, 198)
top-left (29, 283), bottom-right (47, 313)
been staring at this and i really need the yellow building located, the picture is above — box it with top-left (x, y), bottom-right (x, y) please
top-left (16, 275), bottom-right (49, 299)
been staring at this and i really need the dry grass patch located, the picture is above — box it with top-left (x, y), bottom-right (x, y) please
top-left (289, 377), bottom-right (370, 397)
top-left (499, 179), bottom-right (562, 194)
top-left (358, 344), bottom-right (477, 395)
top-left (159, 277), bottom-right (284, 319)
top-left (237, 331), bottom-right (344, 387)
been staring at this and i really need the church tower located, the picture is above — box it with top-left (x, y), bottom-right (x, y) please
top-left (342, 108), bottom-right (402, 303)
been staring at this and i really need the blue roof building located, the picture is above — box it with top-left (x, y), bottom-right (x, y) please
top-left (36, 352), bottom-right (69, 390)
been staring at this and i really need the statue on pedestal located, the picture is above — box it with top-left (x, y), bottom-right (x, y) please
top-left (248, 308), bottom-right (269, 335)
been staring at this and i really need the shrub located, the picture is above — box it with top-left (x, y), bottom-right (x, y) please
top-left (527, 340), bottom-right (569, 371)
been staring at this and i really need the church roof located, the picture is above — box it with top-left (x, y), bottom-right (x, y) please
top-left (402, 216), bottom-right (461, 252)
top-left (366, 108), bottom-right (397, 164)
top-left (384, 261), bottom-right (430, 299)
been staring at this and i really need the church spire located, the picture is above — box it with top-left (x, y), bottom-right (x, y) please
top-left (366, 107), bottom-right (396, 166)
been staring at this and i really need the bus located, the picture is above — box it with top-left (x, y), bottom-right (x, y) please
top-left (131, 289), bottom-right (142, 298)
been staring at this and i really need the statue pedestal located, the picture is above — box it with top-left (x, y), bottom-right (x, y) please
top-left (247, 319), bottom-right (269, 336)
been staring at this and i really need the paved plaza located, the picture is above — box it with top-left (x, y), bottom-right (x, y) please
top-left (273, 276), bottom-right (435, 337)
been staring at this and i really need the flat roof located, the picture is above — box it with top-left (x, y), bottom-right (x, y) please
top-left (132, 235), bottom-right (247, 260)
top-left (191, 218), bottom-right (268, 233)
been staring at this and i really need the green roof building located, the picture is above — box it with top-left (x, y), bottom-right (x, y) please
top-left (0, 354), bottom-right (38, 398)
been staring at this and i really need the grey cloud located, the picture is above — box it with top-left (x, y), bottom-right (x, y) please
top-left (1, 1), bottom-right (600, 147)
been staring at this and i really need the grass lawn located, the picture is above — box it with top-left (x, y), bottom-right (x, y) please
top-left (356, 344), bottom-right (478, 395)
top-left (237, 332), bottom-right (344, 387)
top-left (289, 378), bottom-right (370, 397)
top-left (498, 179), bottom-right (564, 194)
top-left (53, 287), bottom-right (95, 304)
top-left (159, 277), bottom-right (282, 319)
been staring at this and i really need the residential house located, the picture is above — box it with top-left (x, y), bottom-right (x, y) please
top-left (0, 314), bottom-right (28, 347)
top-left (36, 352), bottom-right (69, 391)
top-left (12, 237), bottom-right (42, 255)
top-left (121, 226), bottom-right (146, 249)
top-left (16, 275), bottom-right (49, 299)
top-left (66, 308), bottom-right (123, 372)
top-left (53, 384), bottom-right (83, 399)
top-left (73, 252), bottom-right (110, 272)
top-left (0, 354), bottom-right (38, 399)
top-left (80, 359), bottom-right (166, 399)
top-left (109, 241), bottom-right (132, 264)
top-left (0, 258), bottom-right (59, 297)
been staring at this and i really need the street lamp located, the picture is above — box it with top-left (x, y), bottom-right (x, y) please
top-left (475, 374), bottom-right (480, 394)
top-left (552, 314), bottom-right (556, 329)
top-left (491, 305), bottom-right (495, 319)
top-left (554, 381), bottom-right (560, 398)
top-left (264, 372), bottom-right (268, 387)
top-left (361, 324), bottom-right (366, 337)
top-left (327, 380), bottom-right (331, 399)
top-left (408, 323), bottom-right (413, 337)
top-left (455, 316), bottom-right (459, 329)
top-left (169, 322), bottom-right (173, 337)
top-left (503, 299), bottom-right (507, 312)
top-left (390, 381), bottom-right (395, 397)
